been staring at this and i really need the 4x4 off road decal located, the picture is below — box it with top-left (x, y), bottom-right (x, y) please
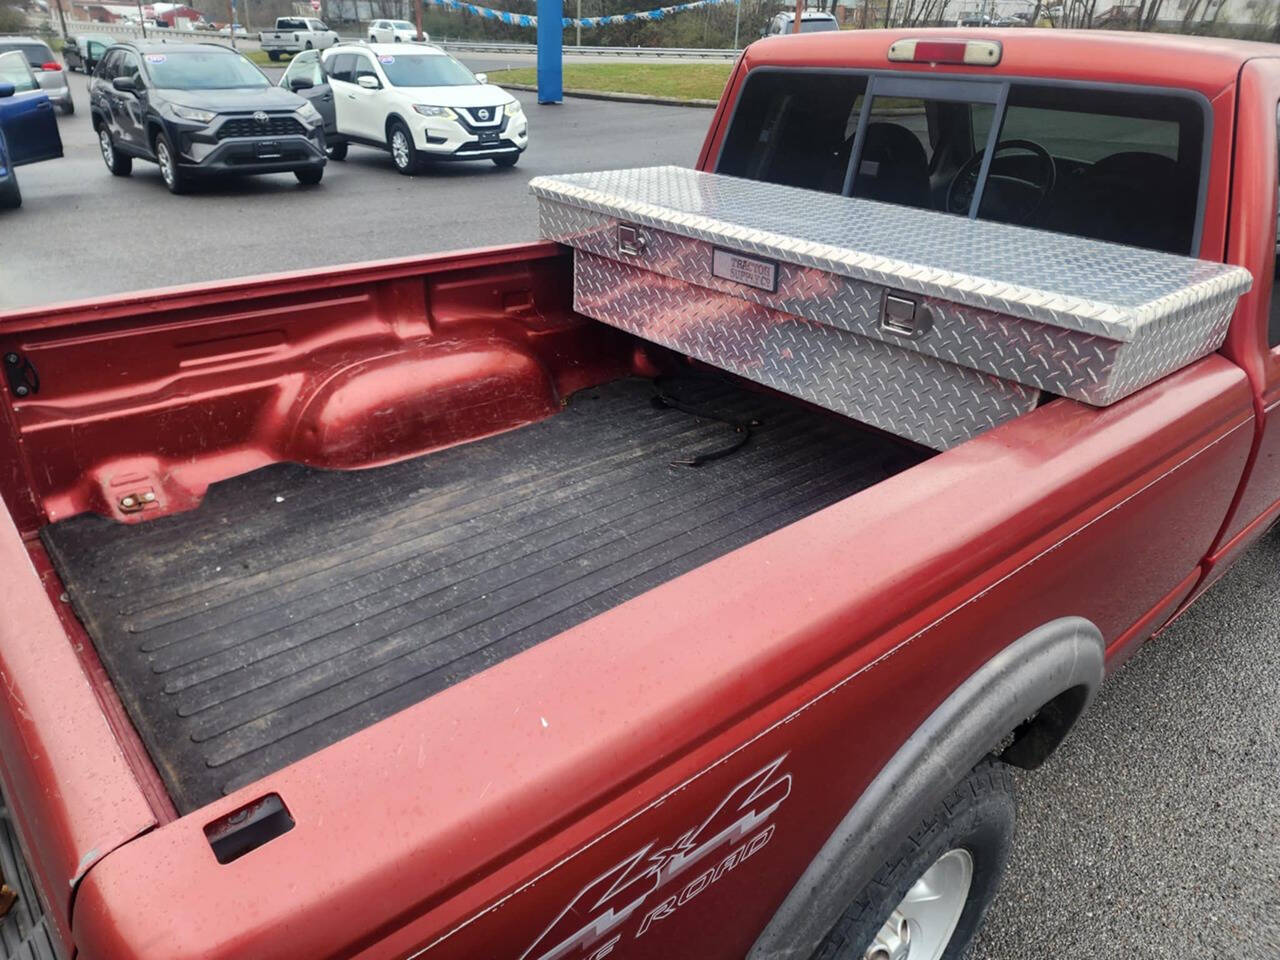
top-left (521, 755), bottom-right (792, 960)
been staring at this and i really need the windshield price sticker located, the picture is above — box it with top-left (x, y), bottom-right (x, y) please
top-left (711, 247), bottom-right (778, 293)
top-left (378, 55), bottom-right (395, 64)
top-left (145, 54), bottom-right (166, 63)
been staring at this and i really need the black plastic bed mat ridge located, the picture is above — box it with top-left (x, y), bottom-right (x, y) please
top-left (42, 376), bottom-right (920, 813)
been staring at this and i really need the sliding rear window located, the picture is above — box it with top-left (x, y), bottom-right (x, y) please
top-left (716, 70), bottom-right (1207, 255)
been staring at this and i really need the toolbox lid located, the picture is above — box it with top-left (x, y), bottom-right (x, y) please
top-left (530, 165), bottom-right (1251, 344)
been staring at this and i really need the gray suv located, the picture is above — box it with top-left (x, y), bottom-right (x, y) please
top-left (0, 36), bottom-right (72, 114)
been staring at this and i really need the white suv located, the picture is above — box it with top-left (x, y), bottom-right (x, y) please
top-left (321, 43), bottom-right (527, 173)
top-left (368, 20), bottom-right (423, 43)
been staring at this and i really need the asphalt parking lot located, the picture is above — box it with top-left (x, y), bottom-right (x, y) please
top-left (0, 68), bottom-right (711, 308)
top-left (1, 64), bottom-right (1278, 960)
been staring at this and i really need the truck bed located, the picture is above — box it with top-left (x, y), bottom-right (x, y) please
top-left (42, 376), bottom-right (919, 813)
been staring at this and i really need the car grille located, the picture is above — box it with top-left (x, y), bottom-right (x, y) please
top-left (216, 115), bottom-right (306, 140)
top-left (459, 105), bottom-right (502, 126)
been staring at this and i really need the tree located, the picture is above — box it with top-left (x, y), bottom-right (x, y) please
top-left (0, 0), bottom-right (27, 33)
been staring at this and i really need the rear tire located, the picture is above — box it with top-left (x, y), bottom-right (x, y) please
top-left (294, 165), bottom-right (324, 186)
top-left (305, 40), bottom-right (313, 49)
top-left (388, 120), bottom-right (418, 175)
top-left (0, 174), bottom-right (20, 210)
top-left (61, 97), bottom-right (74, 116)
top-left (153, 131), bottom-right (190, 195)
top-left (326, 140), bottom-right (348, 161)
top-left (97, 124), bottom-right (132, 176)
top-left (268, 50), bottom-right (281, 61)
top-left (813, 761), bottom-right (1016, 960)
top-left (491, 153), bottom-right (519, 168)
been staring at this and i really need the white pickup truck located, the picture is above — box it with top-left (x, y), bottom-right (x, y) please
top-left (258, 17), bottom-right (339, 59)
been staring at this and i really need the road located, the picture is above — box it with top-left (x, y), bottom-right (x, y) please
top-left (0, 68), bottom-right (711, 309)
top-left (2, 69), bottom-right (1279, 960)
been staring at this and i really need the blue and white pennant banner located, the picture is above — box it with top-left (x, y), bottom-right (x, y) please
top-left (424, 0), bottom-right (734, 28)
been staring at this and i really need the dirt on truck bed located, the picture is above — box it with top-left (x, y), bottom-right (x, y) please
top-left (43, 376), bottom-right (920, 812)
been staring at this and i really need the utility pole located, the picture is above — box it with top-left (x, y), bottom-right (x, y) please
top-left (576, 0), bottom-right (581, 46)
top-left (793, 0), bottom-right (802, 31)
top-left (732, 0), bottom-right (740, 47)
top-left (228, 0), bottom-right (237, 47)
top-left (137, 0), bottom-right (148, 36)
top-left (415, 0), bottom-right (424, 40)
top-left (51, 0), bottom-right (68, 38)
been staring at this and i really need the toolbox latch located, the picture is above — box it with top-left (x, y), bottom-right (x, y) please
top-left (617, 223), bottom-right (647, 257)
top-left (880, 291), bottom-right (932, 340)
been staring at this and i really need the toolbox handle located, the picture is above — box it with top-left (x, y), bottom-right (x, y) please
top-left (618, 224), bottom-right (647, 257)
top-left (880, 290), bottom-right (933, 340)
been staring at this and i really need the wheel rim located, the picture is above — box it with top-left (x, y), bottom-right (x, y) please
top-left (157, 140), bottom-right (174, 187)
top-left (392, 130), bottom-right (409, 168)
top-left (864, 849), bottom-right (973, 960)
top-left (98, 128), bottom-right (113, 167)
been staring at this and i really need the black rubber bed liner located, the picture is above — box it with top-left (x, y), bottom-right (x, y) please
top-left (43, 377), bottom-right (919, 813)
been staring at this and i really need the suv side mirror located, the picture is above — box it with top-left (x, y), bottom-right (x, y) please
top-left (112, 75), bottom-right (136, 93)
top-left (289, 76), bottom-right (314, 91)
top-left (475, 72), bottom-right (487, 84)
top-left (356, 74), bottom-right (379, 90)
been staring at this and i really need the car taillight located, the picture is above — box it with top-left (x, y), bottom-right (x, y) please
top-left (886, 38), bottom-right (1001, 66)
top-left (40, 61), bottom-right (61, 71)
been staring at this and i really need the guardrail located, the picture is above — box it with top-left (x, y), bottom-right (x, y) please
top-left (45, 17), bottom-right (740, 59)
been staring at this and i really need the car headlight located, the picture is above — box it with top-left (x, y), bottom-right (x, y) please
top-left (171, 104), bottom-right (216, 124)
top-left (297, 100), bottom-right (321, 124)
top-left (413, 104), bottom-right (457, 120)
top-left (503, 100), bottom-right (523, 118)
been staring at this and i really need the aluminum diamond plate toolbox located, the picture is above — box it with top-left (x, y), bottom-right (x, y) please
top-left (530, 166), bottom-right (1252, 408)
top-left (573, 252), bottom-right (1040, 450)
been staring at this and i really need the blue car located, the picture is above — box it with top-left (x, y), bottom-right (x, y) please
top-left (0, 49), bottom-right (63, 209)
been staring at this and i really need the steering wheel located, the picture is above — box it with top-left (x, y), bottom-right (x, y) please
top-left (945, 139), bottom-right (1057, 225)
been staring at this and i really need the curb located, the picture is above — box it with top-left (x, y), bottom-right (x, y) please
top-left (501, 83), bottom-right (717, 108)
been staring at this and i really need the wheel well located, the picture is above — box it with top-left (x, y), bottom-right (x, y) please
top-left (385, 113), bottom-right (409, 142)
top-left (146, 121), bottom-right (165, 148)
top-left (998, 682), bottom-right (1092, 770)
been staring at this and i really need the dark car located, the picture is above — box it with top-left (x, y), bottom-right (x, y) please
top-left (89, 41), bottom-right (326, 194)
top-left (0, 49), bottom-right (63, 209)
top-left (276, 48), bottom-right (346, 158)
top-left (63, 33), bottom-right (113, 74)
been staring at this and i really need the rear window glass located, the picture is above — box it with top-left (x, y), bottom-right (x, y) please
top-left (717, 71), bottom-right (1205, 255)
top-left (716, 71), bottom-right (867, 194)
top-left (0, 42), bottom-right (54, 68)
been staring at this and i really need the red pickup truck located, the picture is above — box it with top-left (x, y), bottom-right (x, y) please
top-left (1, 27), bottom-right (1278, 960)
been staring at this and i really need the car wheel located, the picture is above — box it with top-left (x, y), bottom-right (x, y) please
top-left (388, 120), bottom-right (418, 175)
top-left (812, 761), bottom-right (1015, 960)
top-left (268, 50), bottom-right (281, 61)
top-left (369, 34), bottom-right (376, 41)
top-left (153, 131), bottom-right (190, 195)
top-left (294, 165), bottom-right (323, 186)
top-left (0, 174), bottom-right (20, 210)
top-left (327, 140), bottom-right (348, 161)
top-left (305, 40), bottom-right (313, 49)
top-left (97, 125), bottom-right (132, 176)
top-left (61, 97), bottom-right (74, 116)
top-left (491, 153), bottom-right (519, 168)
top-left (394, 35), bottom-right (401, 41)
